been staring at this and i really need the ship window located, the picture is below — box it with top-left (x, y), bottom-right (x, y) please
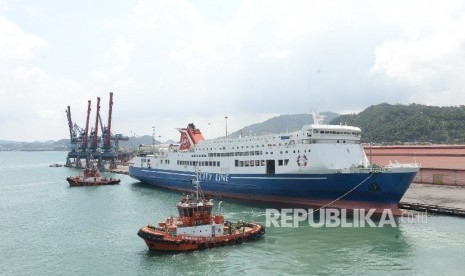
top-left (261, 160), bottom-right (265, 166)
top-left (255, 160), bottom-right (260, 166)
top-left (284, 159), bottom-right (289, 165)
top-left (209, 161), bottom-right (212, 166)
top-left (245, 161), bottom-right (249, 167)
top-left (239, 161), bottom-right (244, 167)
top-left (250, 160), bottom-right (254, 167)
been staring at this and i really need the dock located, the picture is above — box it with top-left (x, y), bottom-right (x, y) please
top-left (400, 183), bottom-right (465, 217)
top-left (398, 202), bottom-right (465, 217)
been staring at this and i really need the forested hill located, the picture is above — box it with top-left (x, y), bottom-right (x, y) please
top-left (228, 112), bottom-right (339, 138)
top-left (330, 103), bottom-right (465, 144)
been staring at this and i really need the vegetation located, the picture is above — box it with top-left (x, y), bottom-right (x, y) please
top-left (228, 112), bottom-right (339, 138)
top-left (330, 103), bottom-right (465, 144)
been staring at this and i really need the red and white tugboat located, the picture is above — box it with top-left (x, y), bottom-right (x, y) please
top-left (66, 166), bottom-right (120, 187)
top-left (137, 175), bottom-right (265, 252)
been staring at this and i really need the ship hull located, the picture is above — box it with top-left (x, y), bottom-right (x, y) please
top-left (67, 177), bottom-right (120, 187)
top-left (129, 166), bottom-right (417, 216)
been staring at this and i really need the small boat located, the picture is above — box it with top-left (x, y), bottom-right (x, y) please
top-left (137, 175), bottom-right (265, 252)
top-left (49, 163), bottom-right (63, 167)
top-left (66, 167), bottom-right (120, 187)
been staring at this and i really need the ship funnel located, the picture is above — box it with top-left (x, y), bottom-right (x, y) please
top-left (177, 123), bottom-right (205, 150)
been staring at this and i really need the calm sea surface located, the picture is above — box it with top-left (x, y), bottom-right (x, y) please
top-left (1, 151), bottom-right (464, 275)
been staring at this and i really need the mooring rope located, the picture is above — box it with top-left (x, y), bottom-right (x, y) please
top-left (316, 172), bottom-right (374, 211)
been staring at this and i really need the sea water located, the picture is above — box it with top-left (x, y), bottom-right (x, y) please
top-left (1, 151), bottom-right (464, 275)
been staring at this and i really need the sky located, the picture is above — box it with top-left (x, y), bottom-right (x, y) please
top-left (1, 0), bottom-right (465, 142)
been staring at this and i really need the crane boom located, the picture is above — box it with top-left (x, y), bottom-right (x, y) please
top-left (82, 100), bottom-right (91, 150)
top-left (92, 97), bottom-right (101, 149)
top-left (105, 92), bottom-right (113, 148)
top-left (66, 106), bottom-right (74, 140)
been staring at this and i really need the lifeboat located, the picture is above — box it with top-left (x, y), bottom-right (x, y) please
top-left (137, 175), bottom-right (265, 252)
top-left (66, 167), bottom-right (120, 187)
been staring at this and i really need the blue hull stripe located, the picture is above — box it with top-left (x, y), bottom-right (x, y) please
top-left (231, 176), bottom-right (327, 180)
top-left (129, 166), bottom-right (417, 206)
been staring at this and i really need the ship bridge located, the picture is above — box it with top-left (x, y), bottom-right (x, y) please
top-left (301, 124), bottom-right (361, 144)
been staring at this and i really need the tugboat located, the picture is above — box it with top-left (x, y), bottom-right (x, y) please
top-left (137, 174), bottom-right (265, 252)
top-left (66, 166), bottom-right (120, 187)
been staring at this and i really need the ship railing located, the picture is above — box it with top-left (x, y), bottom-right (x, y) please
top-left (386, 160), bottom-right (420, 168)
top-left (344, 167), bottom-right (388, 173)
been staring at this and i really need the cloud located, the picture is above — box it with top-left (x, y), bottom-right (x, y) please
top-left (258, 50), bottom-right (292, 59)
top-left (3, 0), bottom-right (465, 142)
top-left (0, 16), bottom-right (47, 59)
top-left (0, 0), bottom-right (10, 11)
top-left (93, 36), bottom-right (134, 82)
top-left (370, 1), bottom-right (465, 104)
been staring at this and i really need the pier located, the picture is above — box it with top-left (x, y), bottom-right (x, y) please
top-left (399, 183), bottom-right (465, 217)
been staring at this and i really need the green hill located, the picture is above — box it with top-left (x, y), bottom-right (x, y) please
top-left (330, 103), bottom-right (465, 144)
top-left (228, 112), bottom-right (339, 138)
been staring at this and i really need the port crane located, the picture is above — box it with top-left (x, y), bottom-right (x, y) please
top-left (65, 92), bottom-right (128, 170)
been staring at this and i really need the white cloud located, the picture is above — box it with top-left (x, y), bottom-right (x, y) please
top-left (258, 50), bottom-right (292, 59)
top-left (370, 1), bottom-right (465, 104)
top-left (0, 0), bottom-right (10, 11)
top-left (105, 36), bottom-right (133, 65)
top-left (0, 16), bottom-right (47, 59)
top-left (93, 36), bottom-right (134, 82)
top-left (3, 0), bottom-right (465, 142)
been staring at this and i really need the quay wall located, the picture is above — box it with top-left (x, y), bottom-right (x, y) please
top-left (365, 145), bottom-right (465, 186)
